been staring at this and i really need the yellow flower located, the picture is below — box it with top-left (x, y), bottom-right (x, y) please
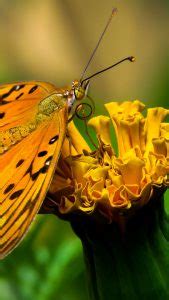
top-left (48, 100), bottom-right (169, 223)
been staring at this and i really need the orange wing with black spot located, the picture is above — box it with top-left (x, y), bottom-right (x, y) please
top-left (0, 81), bottom-right (68, 259)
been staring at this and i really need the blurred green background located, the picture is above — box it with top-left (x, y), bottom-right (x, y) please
top-left (0, 1), bottom-right (168, 299)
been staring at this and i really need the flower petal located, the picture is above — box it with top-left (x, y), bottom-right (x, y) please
top-left (88, 115), bottom-right (112, 145)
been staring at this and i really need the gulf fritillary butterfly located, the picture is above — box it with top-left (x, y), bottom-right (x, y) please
top-left (0, 79), bottom-right (92, 259)
top-left (0, 8), bottom-right (134, 259)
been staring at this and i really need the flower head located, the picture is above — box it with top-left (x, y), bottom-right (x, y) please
top-left (46, 100), bottom-right (169, 223)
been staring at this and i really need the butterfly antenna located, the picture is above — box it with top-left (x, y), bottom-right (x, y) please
top-left (81, 56), bottom-right (135, 83)
top-left (80, 8), bottom-right (118, 83)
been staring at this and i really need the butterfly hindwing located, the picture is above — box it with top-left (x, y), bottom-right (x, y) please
top-left (0, 81), bottom-right (68, 258)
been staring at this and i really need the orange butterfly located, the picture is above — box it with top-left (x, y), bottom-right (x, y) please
top-left (0, 8), bottom-right (134, 258)
top-left (0, 80), bottom-right (91, 258)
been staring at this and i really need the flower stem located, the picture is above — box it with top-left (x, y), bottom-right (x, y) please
top-left (71, 196), bottom-right (169, 300)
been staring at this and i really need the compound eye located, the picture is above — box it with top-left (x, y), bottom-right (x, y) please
top-left (74, 87), bottom-right (85, 100)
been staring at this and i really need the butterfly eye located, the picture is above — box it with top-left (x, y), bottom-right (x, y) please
top-left (74, 87), bottom-right (85, 100)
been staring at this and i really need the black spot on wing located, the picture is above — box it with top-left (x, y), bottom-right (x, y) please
top-left (16, 92), bottom-right (24, 100)
top-left (40, 165), bottom-right (49, 174)
top-left (45, 156), bottom-right (52, 166)
top-left (15, 84), bottom-right (25, 91)
top-left (41, 156), bottom-right (52, 174)
top-left (28, 85), bottom-right (38, 94)
top-left (0, 112), bottom-right (5, 118)
top-left (30, 166), bottom-right (47, 181)
top-left (31, 171), bottom-right (40, 181)
top-left (25, 163), bottom-right (33, 176)
top-left (0, 100), bottom-right (9, 105)
top-left (9, 189), bottom-right (24, 200)
top-left (16, 159), bottom-right (24, 168)
top-left (49, 135), bottom-right (59, 144)
top-left (0, 84), bottom-right (25, 100)
top-left (38, 151), bottom-right (48, 157)
top-left (26, 155), bottom-right (53, 181)
top-left (4, 183), bottom-right (15, 194)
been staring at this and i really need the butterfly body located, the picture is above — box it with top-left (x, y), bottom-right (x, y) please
top-left (0, 80), bottom-right (89, 258)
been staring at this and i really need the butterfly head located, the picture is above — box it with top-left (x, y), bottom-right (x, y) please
top-left (72, 80), bottom-right (90, 100)
top-left (67, 79), bottom-right (90, 108)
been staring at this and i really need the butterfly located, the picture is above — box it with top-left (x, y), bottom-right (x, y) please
top-left (0, 79), bottom-right (92, 259)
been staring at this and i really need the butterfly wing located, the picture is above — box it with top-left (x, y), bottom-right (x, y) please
top-left (0, 82), bottom-right (68, 258)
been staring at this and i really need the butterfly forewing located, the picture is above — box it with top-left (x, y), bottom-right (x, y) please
top-left (0, 81), bottom-right (68, 258)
